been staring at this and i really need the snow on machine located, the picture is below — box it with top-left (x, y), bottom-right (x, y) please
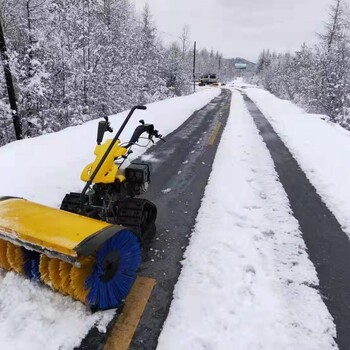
top-left (0, 105), bottom-right (163, 310)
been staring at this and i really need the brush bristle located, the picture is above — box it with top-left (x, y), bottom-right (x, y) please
top-left (58, 261), bottom-right (72, 295)
top-left (0, 230), bottom-right (141, 310)
top-left (69, 257), bottom-right (94, 303)
top-left (39, 255), bottom-right (50, 285)
top-left (48, 258), bottom-right (61, 291)
top-left (0, 239), bottom-right (11, 271)
top-left (86, 229), bottom-right (141, 310)
top-left (7, 243), bottom-right (23, 274)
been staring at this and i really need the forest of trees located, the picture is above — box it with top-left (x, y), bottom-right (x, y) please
top-left (0, 0), bottom-right (234, 146)
top-left (254, 0), bottom-right (350, 129)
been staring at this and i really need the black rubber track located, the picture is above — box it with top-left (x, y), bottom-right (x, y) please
top-left (243, 93), bottom-right (350, 350)
top-left (77, 88), bottom-right (232, 350)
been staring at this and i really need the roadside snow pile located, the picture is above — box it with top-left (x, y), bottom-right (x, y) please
top-left (0, 272), bottom-right (114, 350)
top-left (0, 88), bottom-right (220, 209)
top-left (0, 88), bottom-right (220, 350)
top-left (157, 91), bottom-right (337, 350)
top-left (229, 77), bottom-right (258, 90)
top-left (245, 87), bottom-right (350, 239)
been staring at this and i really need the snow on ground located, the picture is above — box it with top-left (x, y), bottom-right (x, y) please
top-left (228, 77), bottom-right (257, 90)
top-left (245, 87), bottom-right (350, 238)
top-left (0, 88), bottom-right (220, 350)
top-left (0, 272), bottom-right (114, 350)
top-left (157, 90), bottom-right (337, 350)
top-left (0, 88), bottom-right (220, 208)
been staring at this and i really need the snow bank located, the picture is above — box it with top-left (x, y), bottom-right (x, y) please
top-left (0, 88), bottom-right (219, 208)
top-left (0, 272), bottom-right (114, 350)
top-left (157, 91), bottom-right (336, 350)
top-left (245, 87), bottom-right (350, 238)
top-left (0, 88), bottom-right (220, 350)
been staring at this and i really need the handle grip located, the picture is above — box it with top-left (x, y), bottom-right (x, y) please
top-left (136, 105), bottom-right (147, 110)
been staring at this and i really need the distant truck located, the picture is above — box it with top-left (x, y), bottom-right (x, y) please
top-left (199, 73), bottom-right (218, 86)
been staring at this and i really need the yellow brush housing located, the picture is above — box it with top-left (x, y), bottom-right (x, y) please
top-left (0, 197), bottom-right (136, 308)
top-left (0, 197), bottom-right (112, 258)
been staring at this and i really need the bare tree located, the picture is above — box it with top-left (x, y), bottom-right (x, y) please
top-left (180, 24), bottom-right (190, 58)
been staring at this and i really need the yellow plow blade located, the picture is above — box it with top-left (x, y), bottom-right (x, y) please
top-left (0, 197), bottom-right (111, 259)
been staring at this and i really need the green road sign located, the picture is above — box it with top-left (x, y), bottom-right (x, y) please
top-left (235, 63), bottom-right (247, 70)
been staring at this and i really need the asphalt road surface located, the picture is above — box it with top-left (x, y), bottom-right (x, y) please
top-left (78, 88), bottom-right (232, 350)
top-left (243, 93), bottom-right (350, 350)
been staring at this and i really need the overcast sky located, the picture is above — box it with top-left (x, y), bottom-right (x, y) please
top-left (133, 0), bottom-right (332, 62)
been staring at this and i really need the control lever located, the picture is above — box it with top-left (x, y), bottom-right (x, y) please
top-left (104, 116), bottom-right (113, 133)
top-left (153, 129), bottom-right (166, 143)
top-left (121, 149), bottom-right (133, 159)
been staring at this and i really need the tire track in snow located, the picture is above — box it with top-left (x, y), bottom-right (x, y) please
top-left (243, 92), bottom-right (348, 350)
top-left (157, 90), bottom-right (336, 350)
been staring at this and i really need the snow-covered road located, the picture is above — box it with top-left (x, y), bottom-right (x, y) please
top-left (0, 83), bottom-right (346, 350)
top-left (245, 87), bottom-right (350, 240)
top-left (157, 90), bottom-right (337, 350)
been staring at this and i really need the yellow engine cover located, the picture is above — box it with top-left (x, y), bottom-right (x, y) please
top-left (0, 198), bottom-right (113, 258)
top-left (81, 139), bottom-right (127, 184)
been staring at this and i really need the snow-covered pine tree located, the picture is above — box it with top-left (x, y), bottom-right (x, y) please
top-left (254, 0), bottom-right (350, 129)
top-left (0, 0), bottom-right (234, 145)
top-left (315, 0), bottom-right (350, 124)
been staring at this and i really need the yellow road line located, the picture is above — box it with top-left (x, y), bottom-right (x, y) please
top-left (104, 276), bottom-right (156, 350)
top-left (208, 122), bottom-right (222, 145)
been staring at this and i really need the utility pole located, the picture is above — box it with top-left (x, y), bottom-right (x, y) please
top-left (0, 18), bottom-right (22, 140)
top-left (193, 41), bottom-right (196, 93)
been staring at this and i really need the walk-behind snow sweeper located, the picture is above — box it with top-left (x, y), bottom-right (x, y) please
top-left (0, 105), bottom-right (164, 310)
